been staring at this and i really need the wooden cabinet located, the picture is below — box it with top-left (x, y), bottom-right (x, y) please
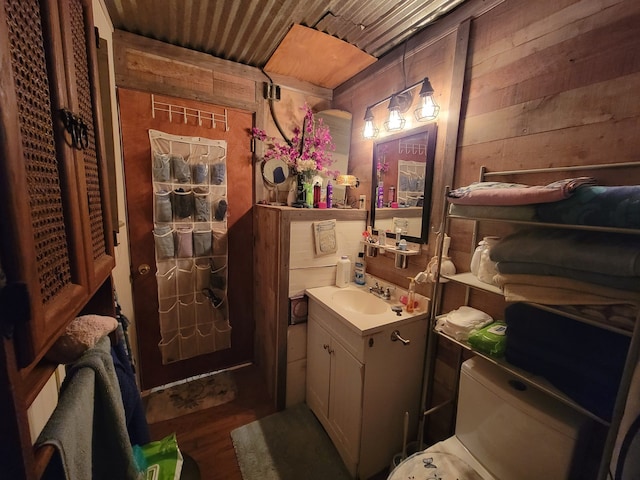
top-left (0, 0), bottom-right (113, 366)
top-left (306, 296), bottom-right (427, 479)
top-left (0, 0), bottom-right (114, 477)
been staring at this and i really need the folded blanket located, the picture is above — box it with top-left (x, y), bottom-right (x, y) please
top-left (447, 177), bottom-right (595, 206)
top-left (493, 273), bottom-right (640, 307)
top-left (448, 203), bottom-right (538, 221)
top-left (490, 228), bottom-right (640, 277)
top-left (536, 185), bottom-right (640, 228)
top-left (496, 261), bottom-right (640, 292)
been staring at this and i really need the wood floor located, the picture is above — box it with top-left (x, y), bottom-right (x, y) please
top-left (146, 363), bottom-right (390, 480)
top-left (146, 364), bottom-right (276, 480)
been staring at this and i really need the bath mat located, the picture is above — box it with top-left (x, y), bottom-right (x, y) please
top-left (231, 403), bottom-right (351, 480)
top-left (145, 370), bottom-right (237, 423)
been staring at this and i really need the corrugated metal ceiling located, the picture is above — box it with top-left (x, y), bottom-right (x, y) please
top-left (103, 0), bottom-right (466, 72)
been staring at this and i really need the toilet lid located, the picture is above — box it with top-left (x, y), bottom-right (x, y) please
top-left (388, 450), bottom-right (484, 480)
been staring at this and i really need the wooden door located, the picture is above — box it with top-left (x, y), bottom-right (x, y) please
top-left (119, 89), bottom-right (254, 390)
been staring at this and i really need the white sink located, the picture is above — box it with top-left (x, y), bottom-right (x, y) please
top-left (306, 282), bottom-right (429, 335)
top-left (331, 289), bottom-right (389, 315)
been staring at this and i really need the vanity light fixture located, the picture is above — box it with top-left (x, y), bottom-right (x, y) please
top-left (362, 107), bottom-right (379, 139)
top-left (363, 77), bottom-right (439, 139)
top-left (414, 78), bottom-right (440, 121)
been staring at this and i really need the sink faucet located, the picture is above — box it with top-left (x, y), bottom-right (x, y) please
top-left (369, 282), bottom-right (392, 300)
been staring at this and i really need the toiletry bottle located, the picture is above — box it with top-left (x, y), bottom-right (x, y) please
top-left (336, 255), bottom-right (351, 288)
top-left (406, 277), bottom-right (416, 313)
top-left (326, 181), bottom-right (333, 208)
top-left (354, 252), bottom-right (366, 285)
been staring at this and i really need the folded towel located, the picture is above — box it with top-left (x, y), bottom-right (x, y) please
top-left (493, 273), bottom-right (640, 307)
top-left (36, 336), bottom-right (140, 480)
top-left (441, 306), bottom-right (493, 341)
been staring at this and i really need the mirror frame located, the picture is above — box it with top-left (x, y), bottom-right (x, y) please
top-left (370, 124), bottom-right (437, 244)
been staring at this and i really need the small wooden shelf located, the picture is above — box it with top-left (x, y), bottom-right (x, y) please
top-left (360, 241), bottom-right (421, 256)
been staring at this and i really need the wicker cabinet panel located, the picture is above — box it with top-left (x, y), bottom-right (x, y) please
top-left (0, 0), bottom-right (114, 366)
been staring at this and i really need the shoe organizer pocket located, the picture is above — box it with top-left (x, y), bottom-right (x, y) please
top-left (179, 327), bottom-right (198, 359)
top-left (156, 262), bottom-right (177, 299)
top-left (194, 190), bottom-right (211, 222)
top-left (214, 319), bottom-right (232, 350)
top-left (195, 260), bottom-right (212, 291)
top-left (178, 295), bottom-right (196, 328)
top-left (193, 229), bottom-right (212, 257)
top-left (197, 322), bottom-right (215, 355)
top-left (154, 189), bottom-right (173, 223)
top-left (176, 227), bottom-right (194, 258)
top-left (176, 259), bottom-right (195, 295)
top-left (153, 226), bottom-right (175, 259)
top-left (173, 188), bottom-right (193, 221)
top-left (195, 292), bottom-right (213, 324)
top-left (158, 332), bottom-right (180, 365)
top-left (159, 301), bottom-right (179, 334)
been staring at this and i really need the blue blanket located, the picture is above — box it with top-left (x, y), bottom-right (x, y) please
top-left (536, 185), bottom-right (640, 228)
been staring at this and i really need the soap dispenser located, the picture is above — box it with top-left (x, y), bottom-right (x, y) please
top-left (406, 277), bottom-right (416, 313)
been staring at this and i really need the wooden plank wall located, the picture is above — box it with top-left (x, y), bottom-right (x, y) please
top-left (335, 0), bottom-right (640, 444)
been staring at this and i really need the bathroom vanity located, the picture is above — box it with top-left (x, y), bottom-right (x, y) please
top-left (305, 283), bottom-right (428, 479)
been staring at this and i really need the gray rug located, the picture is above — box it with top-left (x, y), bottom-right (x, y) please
top-left (231, 403), bottom-right (352, 480)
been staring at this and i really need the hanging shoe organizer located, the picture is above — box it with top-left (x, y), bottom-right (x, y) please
top-left (149, 129), bottom-right (231, 364)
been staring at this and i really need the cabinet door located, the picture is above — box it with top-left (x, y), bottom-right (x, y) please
top-left (53, 0), bottom-right (114, 291)
top-left (306, 319), bottom-right (332, 422)
top-left (0, 0), bottom-right (112, 366)
top-left (329, 338), bottom-right (364, 469)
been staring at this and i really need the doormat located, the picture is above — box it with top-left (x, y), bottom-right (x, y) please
top-left (145, 370), bottom-right (237, 424)
top-left (230, 403), bottom-right (352, 480)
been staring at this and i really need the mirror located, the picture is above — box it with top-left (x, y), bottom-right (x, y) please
top-left (261, 158), bottom-right (290, 205)
top-left (316, 109), bottom-right (352, 200)
top-left (370, 124), bottom-right (437, 243)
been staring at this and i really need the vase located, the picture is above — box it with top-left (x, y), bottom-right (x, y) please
top-left (292, 174), bottom-right (306, 207)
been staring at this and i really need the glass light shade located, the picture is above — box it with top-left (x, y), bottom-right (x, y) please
top-left (363, 118), bottom-right (379, 139)
top-left (414, 78), bottom-right (440, 121)
top-left (384, 96), bottom-right (406, 132)
top-left (415, 94), bottom-right (440, 121)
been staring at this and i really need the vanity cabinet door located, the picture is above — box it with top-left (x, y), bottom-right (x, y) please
top-left (306, 315), bottom-right (364, 476)
top-left (329, 336), bottom-right (364, 470)
top-left (306, 319), bottom-right (332, 422)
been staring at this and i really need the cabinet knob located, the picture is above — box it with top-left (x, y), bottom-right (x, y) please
top-left (391, 330), bottom-right (410, 345)
top-left (138, 264), bottom-right (151, 276)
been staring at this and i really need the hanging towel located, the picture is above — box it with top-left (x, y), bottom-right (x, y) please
top-left (36, 336), bottom-right (141, 480)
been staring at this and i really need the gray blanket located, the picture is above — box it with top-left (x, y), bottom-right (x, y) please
top-left (36, 336), bottom-right (140, 480)
top-left (490, 228), bottom-right (640, 277)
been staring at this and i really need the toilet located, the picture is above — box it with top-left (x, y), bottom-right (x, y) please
top-left (388, 356), bottom-right (593, 480)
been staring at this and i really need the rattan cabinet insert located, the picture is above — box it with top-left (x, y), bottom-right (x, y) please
top-left (0, 0), bottom-right (115, 477)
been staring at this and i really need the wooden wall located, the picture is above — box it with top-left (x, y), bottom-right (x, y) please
top-left (335, 0), bottom-right (640, 443)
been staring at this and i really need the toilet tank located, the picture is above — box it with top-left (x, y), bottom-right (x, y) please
top-left (456, 357), bottom-right (591, 480)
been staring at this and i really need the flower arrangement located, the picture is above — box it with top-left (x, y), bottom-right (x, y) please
top-left (252, 104), bottom-right (337, 181)
top-left (377, 158), bottom-right (389, 183)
